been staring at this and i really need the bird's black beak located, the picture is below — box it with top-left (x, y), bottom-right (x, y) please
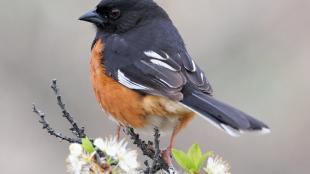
top-left (79, 10), bottom-right (106, 25)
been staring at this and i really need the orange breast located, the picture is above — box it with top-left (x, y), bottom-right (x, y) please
top-left (90, 40), bottom-right (147, 128)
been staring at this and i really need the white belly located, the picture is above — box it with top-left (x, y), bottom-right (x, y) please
top-left (135, 115), bottom-right (181, 136)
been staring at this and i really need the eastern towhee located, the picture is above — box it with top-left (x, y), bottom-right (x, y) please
top-left (79, 0), bottom-right (270, 165)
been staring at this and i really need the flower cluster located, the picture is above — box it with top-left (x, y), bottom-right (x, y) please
top-left (204, 155), bottom-right (231, 174)
top-left (67, 143), bottom-right (91, 174)
top-left (66, 136), bottom-right (140, 174)
top-left (94, 137), bottom-right (140, 173)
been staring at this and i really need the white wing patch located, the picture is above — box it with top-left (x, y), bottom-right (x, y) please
top-left (200, 72), bottom-right (204, 81)
top-left (191, 60), bottom-right (197, 72)
top-left (117, 70), bottom-right (150, 90)
top-left (163, 52), bottom-right (170, 59)
top-left (158, 78), bottom-right (176, 88)
top-left (144, 50), bottom-right (169, 60)
top-left (185, 52), bottom-right (197, 72)
top-left (150, 59), bottom-right (177, 71)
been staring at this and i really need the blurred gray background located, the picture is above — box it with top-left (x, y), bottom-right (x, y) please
top-left (1, 0), bottom-right (309, 173)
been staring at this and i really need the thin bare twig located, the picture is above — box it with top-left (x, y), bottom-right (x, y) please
top-left (33, 79), bottom-right (85, 143)
top-left (50, 79), bottom-right (85, 138)
top-left (32, 104), bottom-right (80, 143)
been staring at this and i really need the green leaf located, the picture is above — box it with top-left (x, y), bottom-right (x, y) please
top-left (172, 148), bottom-right (194, 172)
top-left (197, 151), bottom-right (213, 170)
top-left (173, 145), bottom-right (213, 174)
top-left (187, 144), bottom-right (202, 170)
top-left (82, 137), bottom-right (94, 153)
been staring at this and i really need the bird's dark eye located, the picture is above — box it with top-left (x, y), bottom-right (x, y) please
top-left (109, 9), bottom-right (121, 20)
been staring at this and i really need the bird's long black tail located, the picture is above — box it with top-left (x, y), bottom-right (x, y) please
top-left (181, 88), bottom-right (270, 136)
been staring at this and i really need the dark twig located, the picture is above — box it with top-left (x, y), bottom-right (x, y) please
top-left (149, 128), bottom-right (161, 174)
top-left (32, 104), bottom-right (80, 143)
top-left (50, 79), bottom-right (85, 138)
top-left (126, 127), bottom-right (171, 173)
top-left (126, 127), bottom-right (155, 157)
top-left (33, 79), bottom-right (84, 144)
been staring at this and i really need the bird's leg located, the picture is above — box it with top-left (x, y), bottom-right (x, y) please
top-left (162, 126), bottom-right (179, 167)
top-left (162, 113), bottom-right (194, 166)
top-left (115, 124), bottom-right (122, 140)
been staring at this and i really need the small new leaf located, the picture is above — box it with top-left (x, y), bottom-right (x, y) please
top-left (82, 137), bottom-right (94, 153)
top-left (188, 144), bottom-right (202, 169)
top-left (172, 149), bottom-right (194, 172)
top-left (173, 144), bottom-right (213, 174)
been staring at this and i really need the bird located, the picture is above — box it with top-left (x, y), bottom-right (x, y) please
top-left (79, 0), bottom-right (270, 165)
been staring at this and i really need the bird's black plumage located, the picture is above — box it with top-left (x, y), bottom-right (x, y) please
top-left (101, 18), bottom-right (213, 100)
top-left (80, 0), bottom-right (270, 136)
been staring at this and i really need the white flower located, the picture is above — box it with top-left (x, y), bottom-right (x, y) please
top-left (94, 137), bottom-right (124, 157)
top-left (66, 143), bottom-right (90, 174)
top-left (93, 138), bottom-right (105, 149)
top-left (66, 137), bottom-right (140, 174)
top-left (94, 137), bottom-right (140, 173)
top-left (204, 156), bottom-right (230, 174)
top-left (69, 143), bottom-right (83, 157)
top-left (117, 149), bottom-right (139, 173)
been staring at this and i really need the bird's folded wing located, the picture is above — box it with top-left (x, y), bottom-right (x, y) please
top-left (103, 35), bottom-right (213, 100)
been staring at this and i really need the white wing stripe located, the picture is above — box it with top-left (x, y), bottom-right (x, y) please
top-left (200, 72), bottom-right (204, 81)
top-left (117, 70), bottom-right (150, 90)
top-left (150, 59), bottom-right (177, 71)
top-left (191, 59), bottom-right (197, 72)
top-left (144, 51), bottom-right (167, 60)
top-left (159, 78), bottom-right (175, 88)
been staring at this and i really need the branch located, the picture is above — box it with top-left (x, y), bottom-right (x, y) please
top-left (50, 79), bottom-right (85, 138)
top-left (149, 128), bottom-right (161, 174)
top-left (32, 104), bottom-right (80, 143)
top-left (33, 79), bottom-right (85, 143)
top-left (126, 127), bottom-right (171, 173)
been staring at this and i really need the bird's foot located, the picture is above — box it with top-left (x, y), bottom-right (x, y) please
top-left (161, 148), bottom-right (173, 167)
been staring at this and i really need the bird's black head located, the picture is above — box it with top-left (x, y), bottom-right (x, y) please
top-left (79, 0), bottom-right (169, 33)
